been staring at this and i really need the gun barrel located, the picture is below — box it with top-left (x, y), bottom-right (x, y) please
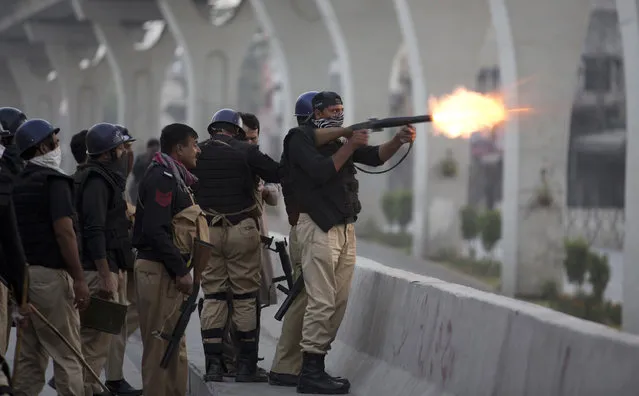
top-left (275, 240), bottom-right (294, 291)
top-left (348, 115), bottom-right (432, 132)
top-left (160, 284), bottom-right (200, 369)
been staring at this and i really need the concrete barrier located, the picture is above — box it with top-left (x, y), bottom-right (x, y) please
top-left (324, 257), bottom-right (639, 396)
top-left (187, 231), bottom-right (639, 395)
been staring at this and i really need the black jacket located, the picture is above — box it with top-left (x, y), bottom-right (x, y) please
top-left (132, 163), bottom-right (193, 277)
top-left (74, 161), bottom-right (133, 272)
top-left (0, 160), bottom-right (26, 302)
top-left (284, 126), bottom-right (383, 232)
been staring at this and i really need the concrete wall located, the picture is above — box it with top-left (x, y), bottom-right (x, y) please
top-left (322, 257), bottom-right (639, 396)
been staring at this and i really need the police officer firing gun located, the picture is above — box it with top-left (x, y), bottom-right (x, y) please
top-left (191, 109), bottom-right (280, 383)
top-left (280, 91), bottom-right (416, 394)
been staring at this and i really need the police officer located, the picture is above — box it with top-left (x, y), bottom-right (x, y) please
top-left (0, 131), bottom-right (28, 395)
top-left (104, 124), bottom-right (143, 396)
top-left (0, 107), bottom-right (27, 354)
top-left (74, 123), bottom-right (135, 396)
top-left (11, 119), bottom-right (90, 395)
top-left (285, 91), bottom-right (415, 394)
top-left (133, 123), bottom-right (201, 396)
top-left (192, 109), bottom-right (280, 383)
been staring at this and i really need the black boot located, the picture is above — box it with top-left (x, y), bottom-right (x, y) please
top-left (105, 379), bottom-right (143, 396)
top-left (319, 358), bottom-right (351, 387)
top-left (268, 371), bottom-right (298, 387)
top-left (297, 352), bottom-right (350, 394)
top-left (235, 354), bottom-right (268, 383)
top-left (203, 354), bottom-right (224, 382)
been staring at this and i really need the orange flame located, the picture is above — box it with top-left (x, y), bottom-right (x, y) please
top-left (428, 87), bottom-right (526, 138)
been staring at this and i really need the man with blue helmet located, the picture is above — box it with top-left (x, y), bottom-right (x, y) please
top-left (11, 119), bottom-right (89, 396)
top-left (74, 122), bottom-right (139, 396)
top-left (0, 107), bottom-right (27, 177)
top-left (282, 91), bottom-right (415, 394)
top-left (192, 108), bottom-right (280, 383)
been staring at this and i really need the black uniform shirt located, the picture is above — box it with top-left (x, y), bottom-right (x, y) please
top-left (49, 178), bottom-right (76, 223)
top-left (80, 176), bottom-right (118, 273)
top-left (287, 128), bottom-right (384, 185)
top-left (133, 164), bottom-right (192, 277)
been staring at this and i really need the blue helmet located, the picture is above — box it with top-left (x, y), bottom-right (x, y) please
top-left (86, 123), bottom-right (126, 156)
top-left (15, 119), bottom-right (60, 156)
top-left (0, 107), bottom-right (27, 137)
top-left (294, 91), bottom-right (319, 117)
top-left (207, 108), bottom-right (245, 135)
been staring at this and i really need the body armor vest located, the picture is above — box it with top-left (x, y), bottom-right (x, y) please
top-left (12, 164), bottom-right (76, 269)
top-left (74, 163), bottom-right (134, 270)
top-left (192, 137), bottom-right (256, 216)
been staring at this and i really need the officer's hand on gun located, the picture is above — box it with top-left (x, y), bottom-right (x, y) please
top-left (347, 130), bottom-right (369, 148)
top-left (176, 273), bottom-right (194, 295)
top-left (396, 124), bottom-right (416, 144)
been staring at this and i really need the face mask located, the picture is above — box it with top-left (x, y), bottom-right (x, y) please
top-left (30, 146), bottom-right (62, 170)
top-left (313, 112), bottom-right (344, 129)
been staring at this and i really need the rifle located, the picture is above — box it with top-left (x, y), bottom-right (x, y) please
top-left (159, 238), bottom-right (214, 369)
top-left (260, 235), bottom-right (294, 293)
top-left (347, 115), bottom-right (432, 132)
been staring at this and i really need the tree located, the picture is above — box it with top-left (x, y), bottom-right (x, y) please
top-left (588, 251), bottom-right (610, 302)
top-left (480, 209), bottom-right (501, 255)
top-left (563, 238), bottom-right (589, 291)
top-left (381, 191), bottom-right (398, 228)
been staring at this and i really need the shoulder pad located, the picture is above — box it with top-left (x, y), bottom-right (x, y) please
top-left (162, 171), bottom-right (174, 179)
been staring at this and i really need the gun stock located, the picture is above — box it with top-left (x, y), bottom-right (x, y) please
top-left (274, 275), bottom-right (305, 321)
top-left (275, 240), bottom-right (294, 291)
top-left (160, 239), bottom-right (214, 369)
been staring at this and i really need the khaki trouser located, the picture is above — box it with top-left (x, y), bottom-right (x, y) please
top-left (82, 271), bottom-right (120, 396)
top-left (12, 266), bottom-right (84, 396)
top-left (135, 259), bottom-right (188, 396)
top-left (0, 285), bottom-right (8, 355)
top-left (271, 225), bottom-right (307, 375)
top-left (0, 354), bottom-right (9, 395)
top-left (297, 214), bottom-right (356, 354)
top-left (201, 218), bottom-right (261, 355)
top-left (106, 270), bottom-right (140, 381)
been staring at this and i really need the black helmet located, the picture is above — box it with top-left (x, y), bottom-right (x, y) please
top-left (86, 123), bottom-right (126, 156)
top-left (0, 107), bottom-right (27, 137)
top-left (15, 119), bottom-right (59, 156)
top-left (207, 109), bottom-right (245, 136)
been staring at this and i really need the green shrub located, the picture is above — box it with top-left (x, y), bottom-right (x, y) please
top-left (459, 205), bottom-right (480, 241)
top-left (396, 190), bottom-right (413, 232)
top-left (588, 251), bottom-right (610, 302)
top-left (563, 238), bottom-right (590, 289)
top-left (479, 209), bottom-right (501, 253)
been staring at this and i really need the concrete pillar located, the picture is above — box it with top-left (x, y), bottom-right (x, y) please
top-left (251, 0), bottom-right (334, 132)
top-left (617, 0), bottom-right (639, 333)
top-left (490, 0), bottom-right (590, 296)
top-left (73, 0), bottom-right (175, 145)
top-left (94, 25), bottom-right (174, 145)
top-left (394, 0), bottom-right (491, 259)
top-left (45, 44), bottom-right (111, 172)
top-left (319, 0), bottom-right (403, 227)
top-left (158, 0), bottom-right (258, 130)
top-left (0, 60), bottom-right (24, 109)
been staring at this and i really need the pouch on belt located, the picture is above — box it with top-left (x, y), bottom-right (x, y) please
top-left (81, 296), bottom-right (128, 335)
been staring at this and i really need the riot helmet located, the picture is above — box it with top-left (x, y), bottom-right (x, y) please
top-left (207, 108), bottom-right (246, 140)
top-left (0, 107), bottom-right (27, 137)
top-left (86, 123), bottom-right (127, 156)
top-left (294, 91), bottom-right (319, 118)
top-left (15, 119), bottom-right (60, 157)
